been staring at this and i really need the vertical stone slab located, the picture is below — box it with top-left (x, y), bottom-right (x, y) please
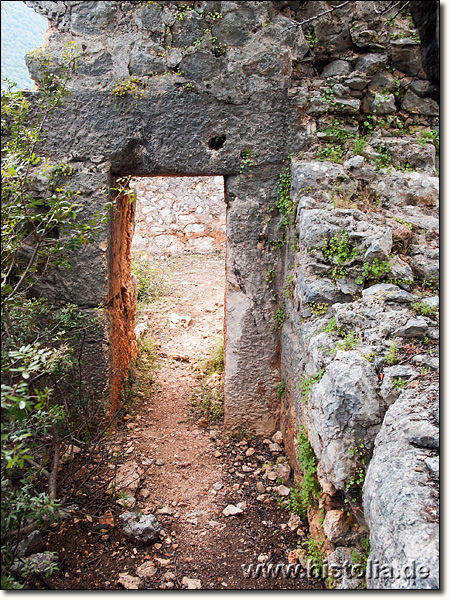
top-left (224, 171), bottom-right (282, 436)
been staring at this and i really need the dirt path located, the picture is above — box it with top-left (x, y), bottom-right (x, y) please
top-left (37, 253), bottom-right (323, 590)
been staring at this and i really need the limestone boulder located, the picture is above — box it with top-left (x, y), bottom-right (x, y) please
top-left (363, 384), bottom-right (439, 589)
top-left (119, 512), bottom-right (161, 545)
top-left (309, 351), bottom-right (382, 491)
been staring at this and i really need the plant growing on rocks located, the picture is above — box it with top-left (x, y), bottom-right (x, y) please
top-left (321, 316), bottom-right (338, 334)
top-left (385, 341), bottom-right (399, 365)
top-left (274, 306), bottom-right (287, 329)
top-left (239, 148), bottom-right (256, 173)
top-left (305, 29), bottom-right (318, 49)
top-left (299, 368), bottom-right (325, 404)
top-left (343, 440), bottom-right (368, 517)
top-left (309, 302), bottom-right (328, 316)
top-left (112, 76), bottom-right (146, 99)
top-left (355, 258), bottom-right (392, 285)
top-left (336, 330), bottom-right (361, 352)
top-left (287, 427), bottom-right (321, 519)
top-left (320, 230), bottom-right (360, 281)
top-left (274, 166), bottom-right (295, 227)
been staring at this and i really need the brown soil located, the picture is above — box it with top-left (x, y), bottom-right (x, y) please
top-left (26, 253), bottom-right (324, 591)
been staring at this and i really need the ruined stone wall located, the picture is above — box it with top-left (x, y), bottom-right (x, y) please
top-left (131, 176), bottom-right (226, 255)
top-left (24, 1), bottom-right (439, 587)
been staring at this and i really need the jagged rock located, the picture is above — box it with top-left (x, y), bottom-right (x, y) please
top-left (269, 442), bottom-right (282, 453)
top-left (354, 53), bottom-right (387, 75)
top-left (421, 296), bottom-right (439, 309)
top-left (362, 284), bottom-right (413, 303)
top-left (256, 482), bottom-right (266, 493)
top-left (309, 350), bottom-right (382, 490)
top-left (424, 457), bottom-right (439, 479)
top-left (408, 421), bottom-right (439, 450)
top-left (157, 506), bottom-right (174, 516)
top-left (323, 510), bottom-right (351, 545)
top-left (410, 247), bottom-right (439, 281)
top-left (119, 512), bottom-right (161, 544)
top-left (222, 504), bottom-right (243, 516)
top-left (392, 317), bottom-right (428, 338)
top-left (272, 430), bottom-right (283, 444)
top-left (388, 255), bottom-right (414, 283)
top-left (15, 530), bottom-right (44, 558)
top-left (344, 155), bottom-right (365, 169)
top-left (288, 513), bottom-right (302, 531)
top-left (384, 365), bottom-right (418, 380)
top-left (364, 228), bottom-right (392, 262)
top-left (322, 60), bottom-right (352, 77)
top-left (362, 91), bottom-right (396, 114)
top-left (275, 462), bottom-right (291, 483)
top-left (275, 485), bottom-right (290, 496)
top-left (328, 546), bottom-right (361, 589)
top-left (412, 355), bottom-right (439, 370)
top-left (11, 552), bottom-right (58, 579)
top-left (110, 462), bottom-right (141, 496)
top-left (363, 385), bottom-right (439, 589)
top-left (376, 172), bottom-right (439, 211)
top-left (402, 87), bottom-right (439, 116)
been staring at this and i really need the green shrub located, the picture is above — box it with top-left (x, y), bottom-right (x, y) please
top-left (131, 254), bottom-right (172, 304)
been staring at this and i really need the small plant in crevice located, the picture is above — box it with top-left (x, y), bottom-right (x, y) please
top-left (112, 76), bottom-right (146, 99)
top-left (321, 316), bottom-right (338, 334)
top-left (302, 536), bottom-right (325, 580)
top-left (177, 82), bottom-right (195, 95)
top-left (350, 537), bottom-right (371, 588)
top-left (417, 129), bottom-right (439, 150)
top-left (277, 381), bottom-right (286, 397)
top-left (298, 368), bottom-right (325, 404)
top-left (274, 306), bottom-right (287, 329)
top-left (286, 426), bottom-right (321, 519)
top-left (336, 330), bottom-right (361, 352)
top-left (320, 85), bottom-right (337, 109)
top-left (48, 161), bottom-right (73, 183)
top-left (374, 146), bottom-right (391, 170)
top-left (319, 230), bottom-right (360, 281)
top-left (343, 440), bottom-right (368, 517)
top-left (317, 143), bottom-right (346, 164)
top-left (412, 300), bottom-right (439, 323)
top-left (266, 268), bottom-right (275, 286)
top-left (239, 148), bottom-right (256, 173)
top-left (309, 302), bottom-right (328, 316)
top-left (391, 377), bottom-right (407, 391)
top-left (305, 29), bottom-right (318, 49)
top-left (385, 341), bottom-right (399, 365)
top-left (355, 258), bottom-right (392, 285)
top-left (274, 166), bottom-right (295, 227)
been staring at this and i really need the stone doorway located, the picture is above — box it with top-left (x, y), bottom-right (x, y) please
top-left (129, 175), bottom-right (227, 391)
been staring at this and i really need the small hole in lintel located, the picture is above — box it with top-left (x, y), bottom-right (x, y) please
top-left (208, 135), bottom-right (226, 151)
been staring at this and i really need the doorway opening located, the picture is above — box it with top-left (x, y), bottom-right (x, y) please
top-left (128, 175), bottom-right (227, 425)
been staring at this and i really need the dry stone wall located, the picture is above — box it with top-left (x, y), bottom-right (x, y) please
top-left (131, 176), bottom-right (226, 255)
top-left (24, 0), bottom-right (439, 588)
